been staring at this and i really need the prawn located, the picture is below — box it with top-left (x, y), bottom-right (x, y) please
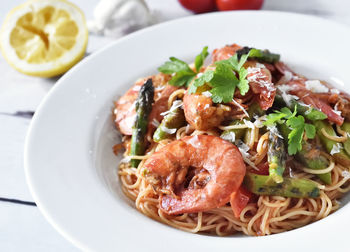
top-left (143, 135), bottom-right (246, 215)
top-left (213, 44), bottom-right (276, 110)
top-left (114, 74), bottom-right (177, 135)
top-left (212, 44), bottom-right (242, 62)
top-left (183, 92), bottom-right (231, 130)
top-left (183, 61), bottom-right (275, 131)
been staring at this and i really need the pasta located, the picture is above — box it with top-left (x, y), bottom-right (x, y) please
top-left (114, 44), bottom-right (350, 236)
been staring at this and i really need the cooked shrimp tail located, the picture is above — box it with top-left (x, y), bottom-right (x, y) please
top-left (144, 135), bottom-right (246, 215)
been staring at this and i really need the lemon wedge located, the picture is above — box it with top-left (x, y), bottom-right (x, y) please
top-left (0, 0), bottom-right (88, 77)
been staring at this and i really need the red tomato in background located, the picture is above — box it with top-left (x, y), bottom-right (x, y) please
top-left (178, 0), bottom-right (216, 13)
top-left (216, 0), bottom-right (264, 11)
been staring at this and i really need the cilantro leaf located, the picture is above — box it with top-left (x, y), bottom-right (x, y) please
top-left (264, 107), bottom-right (291, 126)
top-left (158, 57), bottom-right (194, 74)
top-left (304, 123), bottom-right (316, 139)
top-left (188, 70), bottom-right (214, 94)
top-left (158, 57), bottom-right (196, 87)
top-left (266, 107), bottom-right (317, 156)
top-left (286, 115), bottom-right (305, 128)
top-left (209, 64), bottom-right (239, 103)
top-left (194, 46), bottom-right (209, 73)
top-left (237, 53), bottom-right (250, 70)
top-left (226, 54), bottom-right (240, 71)
top-left (169, 72), bottom-right (196, 87)
top-left (237, 67), bottom-right (249, 95)
top-left (281, 106), bottom-right (297, 119)
top-left (213, 50), bottom-right (251, 97)
top-left (159, 46), bottom-right (251, 99)
top-left (210, 83), bottom-right (237, 103)
top-left (287, 126), bottom-right (304, 155)
top-left (305, 108), bottom-right (327, 121)
top-left (265, 112), bottom-right (286, 126)
top-left (222, 53), bottom-right (250, 73)
top-left (286, 115), bottom-right (306, 155)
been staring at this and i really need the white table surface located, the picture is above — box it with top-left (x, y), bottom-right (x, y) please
top-left (1, 0), bottom-right (350, 251)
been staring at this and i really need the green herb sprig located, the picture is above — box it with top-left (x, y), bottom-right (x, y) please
top-left (264, 106), bottom-right (325, 155)
top-left (188, 52), bottom-right (251, 103)
top-left (158, 46), bottom-right (209, 87)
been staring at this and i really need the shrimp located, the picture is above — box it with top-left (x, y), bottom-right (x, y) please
top-left (114, 74), bottom-right (176, 135)
top-left (183, 60), bottom-right (275, 131)
top-left (183, 92), bottom-right (230, 130)
top-left (212, 44), bottom-right (242, 62)
top-left (143, 135), bottom-right (246, 215)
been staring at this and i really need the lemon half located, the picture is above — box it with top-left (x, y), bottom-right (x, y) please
top-left (0, 0), bottom-right (88, 77)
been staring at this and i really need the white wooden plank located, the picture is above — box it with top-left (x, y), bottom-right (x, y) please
top-left (0, 203), bottom-right (77, 251)
top-left (0, 115), bottom-right (33, 200)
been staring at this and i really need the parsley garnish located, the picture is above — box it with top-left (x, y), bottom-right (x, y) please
top-left (159, 46), bottom-right (252, 103)
top-left (188, 51), bottom-right (251, 102)
top-left (264, 106), bottom-right (317, 155)
top-left (158, 46), bottom-right (209, 87)
top-left (194, 46), bottom-right (209, 73)
top-left (304, 107), bottom-right (327, 120)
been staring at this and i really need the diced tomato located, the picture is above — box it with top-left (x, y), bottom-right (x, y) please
top-left (230, 186), bottom-right (252, 218)
top-left (251, 161), bottom-right (269, 175)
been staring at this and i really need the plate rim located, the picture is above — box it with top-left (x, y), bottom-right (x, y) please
top-left (24, 10), bottom-right (350, 251)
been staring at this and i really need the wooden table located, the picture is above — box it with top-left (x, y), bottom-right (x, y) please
top-left (1, 0), bottom-right (349, 250)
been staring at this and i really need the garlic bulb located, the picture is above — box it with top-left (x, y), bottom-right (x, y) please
top-left (88, 0), bottom-right (154, 38)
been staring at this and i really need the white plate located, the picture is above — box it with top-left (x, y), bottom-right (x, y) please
top-left (25, 11), bottom-right (350, 251)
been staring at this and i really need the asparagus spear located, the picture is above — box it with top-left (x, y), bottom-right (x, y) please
top-left (220, 103), bottom-right (264, 143)
top-left (220, 120), bottom-right (246, 143)
top-left (153, 101), bottom-right (186, 142)
top-left (268, 130), bottom-right (286, 183)
top-left (244, 173), bottom-right (320, 198)
top-left (314, 120), bottom-right (350, 167)
top-left (278, 123), bottom-right (332, 184)
top-left (130, 79), bottom-right (154, 167)
top-left (236, 47), bottom-right (280, 64)
top-left (248, 102), bottom-right (265, 118)
top-left (341, 122), bottom-right (350, 156)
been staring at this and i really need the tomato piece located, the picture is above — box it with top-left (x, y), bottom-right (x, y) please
top-left (250, 161), bottom-right (269, 175)
top-left (230, 186), bottom-right (252, 218)
top-left (216, 0), bottom-right (264, 11)
top-left (178, 0), bottom-right (216, 13)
